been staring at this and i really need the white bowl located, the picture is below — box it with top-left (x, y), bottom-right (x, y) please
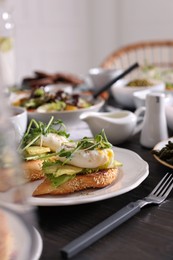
top-left (111, 79), bottom-right (165, 109)
top-left (87, 67), bottom-right (122, 89)
top-left (10, 106), bottom-right (28, 143)
top-left (133, 89), bottom-right (173, 108)
top-left (9, 90), bottom-right (105, 130)
top-left (27, 98), bottom-right (104, 129)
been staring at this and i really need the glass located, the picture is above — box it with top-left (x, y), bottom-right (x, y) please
top-left (0, 0), bottom-right (15, 90)
top-left (0, 83), bottom-right (28, 206)
top-left (0, 94), bottom-right (36, 208)
top-left (0, 87), bottom-right (39, 260)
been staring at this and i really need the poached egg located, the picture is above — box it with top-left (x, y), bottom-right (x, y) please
top-left (36, 133), bottom-right (115, 169)
top-left (37, 133), bottom-right (69, 152)
top-left (58, 148), bottom-right (115, 169)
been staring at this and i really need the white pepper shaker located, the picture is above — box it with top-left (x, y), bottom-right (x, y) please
top-left (140, 92), bottom-right (168, 148)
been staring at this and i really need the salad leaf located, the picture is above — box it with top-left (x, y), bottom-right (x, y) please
top-left (37, 101), bottom-right (66, 112)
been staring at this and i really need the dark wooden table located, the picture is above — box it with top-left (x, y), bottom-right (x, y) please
top-left (35, 129), bottom-right (173, 260)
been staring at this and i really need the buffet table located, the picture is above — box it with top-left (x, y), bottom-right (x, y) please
top-left (36, 126), bottom-right (173, 260)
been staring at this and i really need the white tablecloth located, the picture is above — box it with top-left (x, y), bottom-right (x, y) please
top-left (68, 122), bottom-right (93, 140)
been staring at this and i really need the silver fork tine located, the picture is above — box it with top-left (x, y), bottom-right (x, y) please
top-left (160, 180), bottom-right (173, 199)
top-left (150, 172), bottom-right (171, 195)
top-left (154, 173), bottom-right (173, 196)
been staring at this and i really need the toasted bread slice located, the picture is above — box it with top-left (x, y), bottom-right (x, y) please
top-left (32, 168), bottom-right (118, 196)
top-left (22, 159), bottom-right (44, 181)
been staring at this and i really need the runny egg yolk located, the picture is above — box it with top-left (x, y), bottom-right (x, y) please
top-left (59, 148), bottom-right (114, 168)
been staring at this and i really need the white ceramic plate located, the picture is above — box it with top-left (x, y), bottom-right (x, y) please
top-left (31, 228), bottom-right (43, 260)
top-left (27, 147), bottom-right (149, 206)
top-left (153, 137), bottom-right (173, 169)
top-left (0, 206), bottom-right (43, 260)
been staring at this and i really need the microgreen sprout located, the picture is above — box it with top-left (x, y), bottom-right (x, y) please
top-left (58, 129), bottom-right (111, 165)
top-left (18, 116), bottom-right (69, 152)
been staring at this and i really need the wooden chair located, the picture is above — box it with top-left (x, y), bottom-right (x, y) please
top-left (101, 40), bottom-right (173, 70)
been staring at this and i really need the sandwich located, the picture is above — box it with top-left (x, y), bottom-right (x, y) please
top-left (19, 116), bottom-right (122, 196)
top-left (19, 116), bottom-right (70, 181)
top-left (32, 129), bottom-right (122, 196)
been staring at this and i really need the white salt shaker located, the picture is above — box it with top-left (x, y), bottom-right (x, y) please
top-left (140, 92), bottom-right (168, 148)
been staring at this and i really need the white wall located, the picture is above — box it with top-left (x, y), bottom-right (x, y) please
top-left (6, 0), bottom-right (173, 83)
top-left (118, 0), bottom-right (173, 45)
top-left (13, 0), bottom-right (93, 81)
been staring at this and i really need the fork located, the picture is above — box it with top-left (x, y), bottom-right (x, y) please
top-left (61, 172), bottom-right (173, 259)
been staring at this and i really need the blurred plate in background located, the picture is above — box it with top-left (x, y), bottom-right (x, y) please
top-left (0, 206), bottom-right (42, 260)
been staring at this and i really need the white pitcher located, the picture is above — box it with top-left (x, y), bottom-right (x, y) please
top-left (80, 109), bottom-right (144, 145)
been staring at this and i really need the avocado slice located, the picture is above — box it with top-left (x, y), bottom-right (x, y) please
top-left (44, 163), bottom-right (83, 177)
top-left (26, 145), bottom-right (51, 155)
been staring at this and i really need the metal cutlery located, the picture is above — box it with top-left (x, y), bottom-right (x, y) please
top-left (61, 172), bottom-right (173, 259)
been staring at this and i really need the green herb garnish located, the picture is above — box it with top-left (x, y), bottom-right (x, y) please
top-left (58, 129), bottom-right (112, 165)
top-left (152, 141), bottom-right (173, 165)
top-left (18, 116), bottom-right (69, 152)
top-left (24, 152), bottom-right (59, 161)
